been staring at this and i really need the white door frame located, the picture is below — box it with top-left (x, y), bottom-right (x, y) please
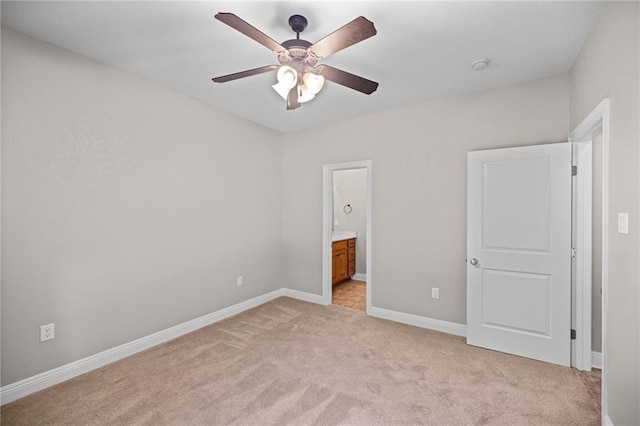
top-left (322, 160), bottom-right (373, 312)
top-left (571, 141), bottom-right (592, 371)
top-left (568, 99), bottom-right (609, 421)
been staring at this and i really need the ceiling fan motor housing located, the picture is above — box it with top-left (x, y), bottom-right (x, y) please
top-left (279, 39), bottom-right (318, 69)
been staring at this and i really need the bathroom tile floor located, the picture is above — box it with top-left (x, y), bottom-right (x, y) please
top-left (332, 279), bottom-right (366, 311)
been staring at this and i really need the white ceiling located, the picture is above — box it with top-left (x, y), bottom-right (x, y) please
top-left (1, 1), bottom-right (603, 133)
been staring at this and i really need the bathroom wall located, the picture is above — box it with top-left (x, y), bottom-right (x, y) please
top-left (333, 169), bottom-right (367, 276)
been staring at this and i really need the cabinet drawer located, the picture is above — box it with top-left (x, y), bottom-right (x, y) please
top-left (332, 240), bottom-right (348, 251)
top-left (348, 261), bottom-right (355, 276)
top-left (348, 249), bottom-right (355, 261)
top-left (347, 239), bottom-right (355, 248)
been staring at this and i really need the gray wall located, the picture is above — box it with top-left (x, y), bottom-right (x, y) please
top-left (333, 169), bottom-right (367, 275)
top-left (569, 2), bottom-right (640, 424)
top-left (1, 28), bottom-right (284, 385)
top-left (282, 74), bottom-right (569, 325)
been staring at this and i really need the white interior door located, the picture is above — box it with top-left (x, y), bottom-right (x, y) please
top-left (467, 143), bottom-right (572, 366)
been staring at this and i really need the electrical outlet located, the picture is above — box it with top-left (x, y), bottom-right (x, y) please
top-left (237, 275), bottom-right (243, 286)
top-left (40, 323), bottom-right (55, 342)
top-left (431, 288), bottom-right (440, 300)
top-left (618, 212), bottom-right (629, 234)
top-left (334, 219), bottom-right (339, 226)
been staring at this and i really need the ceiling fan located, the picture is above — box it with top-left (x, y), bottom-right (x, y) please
top-left (212, 13), bottom-right (379, 110)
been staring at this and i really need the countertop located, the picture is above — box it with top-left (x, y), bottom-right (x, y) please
top-left (332, 231), bottom-right (356, 242)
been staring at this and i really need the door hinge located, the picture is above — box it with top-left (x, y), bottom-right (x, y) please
top-left (572, 165), bottom-right (577, 176)
top-left (571, 247), bottom-right (577, 259)
top-left (571, 329), bottom-right (576, 340)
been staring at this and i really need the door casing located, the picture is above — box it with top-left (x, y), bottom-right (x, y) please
top-left (322, 160), bottom-right (373, 311)
top-left (569, 98), bottom-right (610, 422)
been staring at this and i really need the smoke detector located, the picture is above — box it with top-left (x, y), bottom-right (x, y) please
top-left (471, 58), bottom-right (491, 71)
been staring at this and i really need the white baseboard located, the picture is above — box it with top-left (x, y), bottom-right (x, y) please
top-left (282, 288), bottom-right (324, 305)
top-left (368, 306), bottom-right (466, 337)
top-left (0, 288), bottom-right (589, 406)
top-left (352, 273), bottom-right (367, 281)
top-left (591, 351), bottom-right (602, 369)
top-left (1, 287), bottom-right (329, 405)
top-left (0, 289), bottom-right (285, 405)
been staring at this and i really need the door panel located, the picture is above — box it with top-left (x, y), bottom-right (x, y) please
top-left (467, 143), bottom-right (572, 366)
top-left (483, 158), bottom-right (551, 252)
top-left (482, 269), bottom-right (550, 336)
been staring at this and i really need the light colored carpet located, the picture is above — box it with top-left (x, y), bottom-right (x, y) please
top-left (1, 297), bottom-right (600, 425)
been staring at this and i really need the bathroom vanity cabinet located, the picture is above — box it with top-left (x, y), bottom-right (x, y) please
top-left (332, 238), bottom-right (355, 285)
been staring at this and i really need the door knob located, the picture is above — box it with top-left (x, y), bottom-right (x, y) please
top-left (469, 258), bottom-right (479, 266)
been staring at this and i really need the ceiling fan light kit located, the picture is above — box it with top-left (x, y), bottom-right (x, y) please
top-left (272, 68), bottom-right (325, 103)
top-left (212, 12), bottom-right (379, 110)
top-left (270, 65), bottom-right (323, 103)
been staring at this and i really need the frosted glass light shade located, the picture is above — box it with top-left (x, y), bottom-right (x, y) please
top-left (297, 84), bottom-right (315, 103)
top-left (272, 82), bottom-right (291, 100)
top-left (303, 72), bottom-right (325, 94)
top-left (276, 66), bottom-right (298, 89)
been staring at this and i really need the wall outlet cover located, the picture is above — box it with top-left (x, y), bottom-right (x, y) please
top-left (40, 323), bottom-right (55, 342)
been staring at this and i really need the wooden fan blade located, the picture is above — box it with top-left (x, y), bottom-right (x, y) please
top-left (212, 65), bottom-right (279, 83)
top-left (317, 65), bottom-right (378, 94)
top-left (309, 16), bottom-right (376, 59)
top-left (287, 87), bottom-right (301, 110)
top-left (215, 13), bottom-right (287, 53)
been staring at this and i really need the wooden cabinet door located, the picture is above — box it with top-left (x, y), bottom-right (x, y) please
top-left (333, 248), bottom-right (348, 284)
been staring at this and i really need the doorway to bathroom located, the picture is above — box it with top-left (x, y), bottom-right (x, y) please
top-left (322, 161), bottom-right (372, 313)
